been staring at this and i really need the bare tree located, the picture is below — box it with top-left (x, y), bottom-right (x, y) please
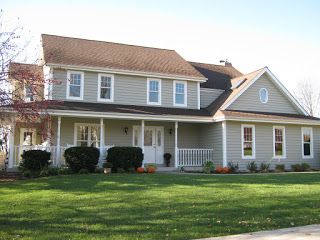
top-left (294, 79), bottom-right (320, 117)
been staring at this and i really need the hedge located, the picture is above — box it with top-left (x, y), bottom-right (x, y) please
top-left (106, 147), bottom-right (143, 172)
top-left (20, 150), bottom-right (51, 172)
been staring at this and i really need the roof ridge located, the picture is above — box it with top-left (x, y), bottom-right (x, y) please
top-left (231, 67), bottom-right (265, 80)
top-left (189, 61), bottom-right (230, 68)
top-left (41, 33), bottom-right (175, 52)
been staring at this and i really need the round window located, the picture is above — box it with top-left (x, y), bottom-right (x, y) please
top-left (259, 88), bottom-right (268, 103)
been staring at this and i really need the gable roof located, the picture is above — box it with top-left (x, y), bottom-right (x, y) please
top-left (9, 62), bottom-right (44, 82)
top-left (41, 34), bottom-right (206, 81)
top-left (189, 61), bottom-right (242, 90)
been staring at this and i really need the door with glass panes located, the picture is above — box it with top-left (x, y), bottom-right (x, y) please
top-left (75, 124), bottom-right (100, 148)
top-left (133, 126), bottom-right (164, 164)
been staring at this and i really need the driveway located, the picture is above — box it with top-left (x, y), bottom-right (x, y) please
top-left (196, 224), bottom-right (320, 240)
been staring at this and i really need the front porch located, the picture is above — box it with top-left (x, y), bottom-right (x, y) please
top-left (7, 116), bottom-right (214, 169)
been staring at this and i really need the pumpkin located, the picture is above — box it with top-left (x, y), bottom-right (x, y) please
top-left (147, 167), bottom-right (156, 173)
top-left (136, 167), bottom-right (145, 173)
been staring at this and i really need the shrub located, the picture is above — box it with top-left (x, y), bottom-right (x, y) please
top-left (117, 168), bottom-right (126, 173)
top-left (275, 164), bottom-right (285, 172)
top-left (128, 167), bottom-right (136, 173)
top-left (103, 162), bottom-right (113, 168)
top-left (58, 167), bottom-right (73, 175)
top-left (247, 161), bottom-right (257, 173)
top-left (215, 166), bottom-right (223, 174)
top-left (20, 150), bottom-right (51, 172)
top-left (291, 164), bottom-right (303, 172)
top-left (227, 162), bottom-right (239, 173)
top-left (260, 162), bottom-right (270, 173)
top-left (301, 163), bottom-right (311, 171)
top-left (39, 168), bottom-right (50, 177)
top-left (106, 147), bottom-right (143, 172)
top-left (48, 167), bottom-right (59, 176)
top-left (203, 161), bottom-right (215, 174)
top-left (94, 168), bottom-right (104, 174)
top-left (78, 168), bottom-right (89, 174)
top-left (64, 146), bottom-right (99, 173)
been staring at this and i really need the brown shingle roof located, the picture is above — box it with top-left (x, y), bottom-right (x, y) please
top-left (9, 62), bottom-right (44, 82)
top-left (42, 34), bottom-right (206, 80)
top-left (189, 61), bottom-right (242, 90)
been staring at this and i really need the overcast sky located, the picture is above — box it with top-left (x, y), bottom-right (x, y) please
top-left (3, 0), bottom-right (320, 91)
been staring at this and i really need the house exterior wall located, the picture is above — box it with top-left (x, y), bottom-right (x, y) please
top-left (52, 68), bottom-right (199, 109)
top-left (227, 73), bottom-right (300, 114)
top-left (226, 121), bottom-right (320, 170)
top-left (200, 122), bottom-right (223, 166)
top-left (200, 88), bottom-right (224, 108)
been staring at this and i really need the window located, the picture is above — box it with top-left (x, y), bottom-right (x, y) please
top-left (273, 126), bottom-right (286, 158)
top-left (75, 124), bottom-right (100, 147)
top-left (259, 88), bottom-right (268, 103)
top-left (174, 81), bottom-right (187, 106)
top-left (302, 127), bottom-right (313, 158)
top-left (24, 84), bottom-right (34, 102)
top-left (67, 71), bottom-right (84, 100)
top-left (98, 74), bottom-right (114, 102)
top-left (241, 125), bottom-right (255, 159)
top-left (147, 78), bottom-right (161, 105)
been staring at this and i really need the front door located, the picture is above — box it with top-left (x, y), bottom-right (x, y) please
top-left (20, 128), bottom-right (36, 147)
top-left (133, 126), bottom-right (164, 164)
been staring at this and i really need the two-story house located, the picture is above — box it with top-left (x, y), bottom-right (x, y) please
top-left (6, 34), bottom-right (320, 171)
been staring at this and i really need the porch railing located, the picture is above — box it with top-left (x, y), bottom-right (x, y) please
top-left (13, 145), bottom-right (114, 167)
top-left (177, 148), bottom-right (214, 167)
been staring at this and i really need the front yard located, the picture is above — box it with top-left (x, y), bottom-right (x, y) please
top-left (0, 173), bottom-right (320, 240)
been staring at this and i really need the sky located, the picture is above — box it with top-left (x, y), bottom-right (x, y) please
top-left (2, 0), bottom-right (320, 91)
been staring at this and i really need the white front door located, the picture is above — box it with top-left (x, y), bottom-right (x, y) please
top-left (133, 126), bottom-right (164, 164)
top-left (20, 128), bottom-right (36, 146)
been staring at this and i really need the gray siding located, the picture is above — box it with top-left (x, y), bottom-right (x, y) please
top-left (226, 121), bottom-right (320, 170)
top-left (228, 73), bottom-right (301, 114)
top-left (52, 68), bottom-right (198, 109)
top-left (200, 88), bottom-right (224, 108)
top-left (200, 123), bottom-right (223, 166)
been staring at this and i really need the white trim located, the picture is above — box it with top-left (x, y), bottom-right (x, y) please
top-left (147, 78), bottom-right (161, 105)
top-left (19, 128), bottom-right (37, 146)
top-left (241, 124), bottom-right (256, 159)
top-left (74, 123), bottom-right (101, 146)
top-left (99, 118), bottom-right (104, 162)
top-left (8, 121), bottom-right (15, 168)
top-left (46, 63), bottom-right (207, 82)
top-left (56, 116), bottom-right (61, 165)
top-left (66, 71), bottom-right (84, 100)
top-left (24, 84), bottom-right (34, 102)
top-left (273, 126), bottom-right (286, 159)
top-left (197, 82), bottom-right (200, 109)
top-left (173, 80), bottom-right (187, 107)
top-left (301, 127), bottom-right (313, 159)
top-left (174, 121), bottom-right (178, 168)
top-left (221, 67), bottom-right (308, 115)
top-left (97, 73), bottom-right (114, 102)
top-left (222, 121), bottom-right (227, 167)
top-left (259, 88), bottom-right (268, 103)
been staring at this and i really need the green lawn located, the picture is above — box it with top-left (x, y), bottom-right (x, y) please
top-left (0, 173), bottom-right (320, 240)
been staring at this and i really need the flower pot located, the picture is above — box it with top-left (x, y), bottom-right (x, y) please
top-left (104, 168), bottom-right (111, 174)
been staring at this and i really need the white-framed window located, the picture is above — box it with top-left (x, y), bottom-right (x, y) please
top-left (173, 80), bottom-right (187, 106)
top-left (98, 73), bottom-right (114, 102)
top-left (273, 126), bottom-right (286, 158)
top-left (259, 88), bottom-right (268, 103)
top-left (147, 78), bottom-right (161, 105)
top-left (66, 71), bottom-right (84, 100)
top-left (24, 84), bottom-right (34, 102)
top-left (74, 123), bottom-right (100, 147)
top-left (301, 127), bottom-right (313, 158)
top-left (241, 124), bottom-right (255, 159)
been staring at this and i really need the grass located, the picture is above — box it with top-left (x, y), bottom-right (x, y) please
top-left (0, 173), bottom-right (320, 240)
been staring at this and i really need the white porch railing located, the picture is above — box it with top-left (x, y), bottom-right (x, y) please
top-left (177, 148), bottom-right (214, 167)
top-left (13, 145), bottom-right (114, 167)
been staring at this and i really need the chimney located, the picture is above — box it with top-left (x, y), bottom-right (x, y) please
top-left (225, 61), bottom-right (232, 67)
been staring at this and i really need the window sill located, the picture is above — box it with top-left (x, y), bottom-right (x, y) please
top-left (97, 98), bottom-right (114, 103)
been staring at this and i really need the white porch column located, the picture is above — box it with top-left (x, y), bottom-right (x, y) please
top-left (141, 120), bottom-right (145, 165)
top-left (99, 118), bottom-right (104, 165)
top-left (222, 121), bottom-right (227, 167)
top-left (56, 116), bottom-right (61, 165)
top-left (174, 121), bottom-right (178, 168)
top-left (8, 119), bottom-right (15, 168)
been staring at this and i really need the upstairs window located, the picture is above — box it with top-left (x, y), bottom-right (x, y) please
top-left (147, 78), bottom-right (161, 105)
top-left (273, 126), bottom-right (286, 158)
top-left (302, 127), bottom-right (313, 158)
top-left (259, 88), bottom-right (268, 103)
top-left (98, 74), bottom-right (114, 102)
top-left (24, 84), bottom-right (34, 102)
top-left (174, 81), bottom-right (187, 106)
top-left (67, 71), bottom-right (84, 100)
top-left (241, 125), bottom-right (255, 159)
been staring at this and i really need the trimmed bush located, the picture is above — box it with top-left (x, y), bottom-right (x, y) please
top-left (247, 161), bottom-right (257, 173)
top-left (106, 147), bottom-right (143, 172)
top-left (64, 146), bottom-right (99, 173)
top-left (227, 162), bottom-right (239, 173)
top-left (203, 161), bottom-right (215, 174)
top-left (301, 163), bottom-right (311, 171)
top-left (260, 162), bottom-right (270, 173)
top-left (275, 164), bottom-right (285, 172)
top-left (291, 164), bottom-right (303, 172)
top-left (20, 150), bottom-right (51, 172)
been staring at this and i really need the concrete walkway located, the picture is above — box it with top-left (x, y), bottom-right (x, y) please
top-left (196, 224), bottom-right (320, 240)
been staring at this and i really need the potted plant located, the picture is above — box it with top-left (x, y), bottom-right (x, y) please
top-left (163, 153), bottom-right (172, 167)
top-left (103, 162), bottom-right (113, 174)
top-left (146, 163), bottom-right (157, 173)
